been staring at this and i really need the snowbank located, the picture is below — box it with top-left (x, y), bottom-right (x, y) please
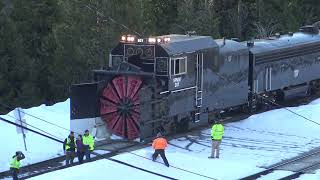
top-left (28, 98), bottom-right (320, 179)
top-left (0, 99), bottom-right (70, 172)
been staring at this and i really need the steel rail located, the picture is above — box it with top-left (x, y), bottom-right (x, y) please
top-left (278, 162), bottom-right (320, 180)
top-left (239, 149), bottom-right (320, 180)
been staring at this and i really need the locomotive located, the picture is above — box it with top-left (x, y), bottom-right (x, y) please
top-left (70, 25), bottom-right (320, 141)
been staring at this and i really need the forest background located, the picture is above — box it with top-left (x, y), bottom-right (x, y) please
top-left (1, 0), bottom-right (319, 113)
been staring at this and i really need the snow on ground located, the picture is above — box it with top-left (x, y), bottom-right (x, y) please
top-left (0, 99), bottom-right (70, 172)
top-left (30, 159), bottom-right (166, 180)
top-left (299, 169), bottom-right (320, 179)
top-left (27, 98), bottom-right (320, 180)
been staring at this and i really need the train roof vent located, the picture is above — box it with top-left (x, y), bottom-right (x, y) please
top-left (299, 25), bottom-right (319, 34)
top-left (231, 38), bottom-right (240, 42)
top-left (313, 21), bottom-right (320, 30)
top-left (186, 31), bottom-right (197, 36)
top-left (247, 40), bottom-right (254, 47)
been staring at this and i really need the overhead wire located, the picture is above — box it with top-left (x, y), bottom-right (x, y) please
top-left (128, 151), bottom-right (218, 180)
top-left (0, 1), bottom-right (145, 136)
top-left (0, 3), bottom-right (269, 178)
top-left (20, 110), bottom-right (80, 134)
top-left (80, 0), bottom-right (320, 127)
top-left (0, 0), bottom-right (146, 138)
top-left (0, 117), bottom-right (64, 143)
top-left (1, 1), bottom-right (318, 167)
top-left (1, 115), bottom-right (173, 179)
top-left (2, 112), bottom-right (65, 141)
top-left (0, 101), bottom-right (82, 135)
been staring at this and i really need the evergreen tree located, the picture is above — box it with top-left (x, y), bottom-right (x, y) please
top-left (142, 0), bottom-right (178, 35)
top-left (1, 0), bottom-right (320, 113)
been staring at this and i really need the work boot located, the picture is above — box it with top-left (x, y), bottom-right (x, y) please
top-left (208, 156), bottom-right (215, 159)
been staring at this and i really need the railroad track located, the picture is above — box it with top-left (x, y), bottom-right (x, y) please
top-left (1, 93), bottom-right (319, 179)
top-left (239, 147), bottom-right (320, 180)
top-left (0, 125), bottom-right (213, 180)
top-left (0, 140), bottom-right (144, 180)
top-left (278, 162), bottom-right (320, 180)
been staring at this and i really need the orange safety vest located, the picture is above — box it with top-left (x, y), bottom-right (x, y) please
top-left (152, 137), bottom-right (168, 150)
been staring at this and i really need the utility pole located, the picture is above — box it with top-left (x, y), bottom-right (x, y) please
top-left (237, 0), bottom-right (242, 39)
top-left (256, 0), bottom-right (260, 22)
top-left (106, 1), bottom-right (111, 68)
top-left (14, 108), bottom-right (27, 151)
top-left (96, 0), bottom-right (104, 69)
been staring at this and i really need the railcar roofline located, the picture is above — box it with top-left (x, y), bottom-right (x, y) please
top-left (92, 70), bottom-right (155, 77)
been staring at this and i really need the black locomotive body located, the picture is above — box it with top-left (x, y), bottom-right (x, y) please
top-left (71, 26), bottom-right (320, 141)
top-left (209, 39), bottom-right (249, 111)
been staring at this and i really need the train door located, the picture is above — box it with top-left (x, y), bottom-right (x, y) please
top-left (71, 82), bottom-right (99, 120)
top-left (194, 53), bottom-right (204, 122)
top-left (265, 67), bottom-right (272, 91)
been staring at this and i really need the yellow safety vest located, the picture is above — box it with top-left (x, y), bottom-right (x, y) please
top-left (82, 134), bottom-right (94, 150)
top-left (10, 156), bottom-right (21, 169)
top-left (211, 124), bottom-right (224, 140)
top-left (65, 138), bottom-right (77, 151)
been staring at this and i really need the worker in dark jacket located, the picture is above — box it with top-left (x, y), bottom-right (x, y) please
top-left (63, 131), bottom-right (76, 166)
top-left (76, 134), bottom-right (85, 164)
top-left (152, 132), bottom-right (169, 167)
top-left (10, 151), bottom-right (25, 180)
top-left (208, 120), bottom-right (224, 159)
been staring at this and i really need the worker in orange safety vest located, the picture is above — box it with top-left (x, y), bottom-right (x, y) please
top-left (152, 132), bottom-right (169, 167)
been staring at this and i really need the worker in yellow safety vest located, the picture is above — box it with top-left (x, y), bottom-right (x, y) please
top-left (208, 120), bottom-right (224, 159)
top-left (10, 151), bottom-right (25, 180)
top-left (82, 129), bottom-right (95, 161)
top-left (63, 131), bottom-right (77, 166)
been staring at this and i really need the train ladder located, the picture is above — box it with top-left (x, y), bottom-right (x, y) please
top-left (195, 53), bottom-right (204, 123)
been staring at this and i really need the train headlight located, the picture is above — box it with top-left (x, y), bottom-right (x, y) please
top-left (121, 35), bottom-right (136, 43)
top-left (127, 36), bottom-right (135, 42)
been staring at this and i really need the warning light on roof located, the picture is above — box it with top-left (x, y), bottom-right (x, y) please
top-left (148, 37), bottom-right (156, 43)
top-left (164, 37), bottom-right (171, 42)
top-left (121, 35), bottom-right (170, 44)
top-left (121, 35), bottom-right (126, 41)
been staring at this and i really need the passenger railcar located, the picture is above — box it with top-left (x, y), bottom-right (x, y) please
top-left (248, 26), bottom-right (320, 110)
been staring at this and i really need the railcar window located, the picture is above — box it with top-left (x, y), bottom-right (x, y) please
top-left (226, 55), bottom-right (232, 62)
top-left (236, 55), bottom-right (240, 63)
top-left (112, 55), bottom-right (123, 67)
top-left (171, 57), bottom-right (187, 75)
top-left (213, 55), bottom-right (219, 71)
top-left (316, 56), bottom-right (320, 64)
